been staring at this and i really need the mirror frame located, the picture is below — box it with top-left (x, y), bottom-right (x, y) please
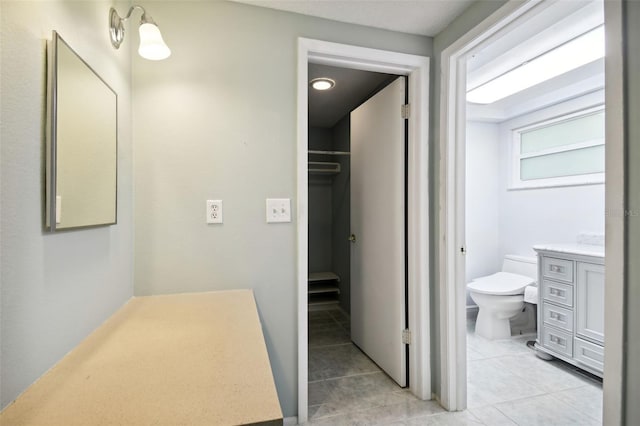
top-left (46, 31), bottom-right (118, 232)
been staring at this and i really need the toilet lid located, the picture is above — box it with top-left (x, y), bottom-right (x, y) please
top-left (467, 272), bottom-right (535, 296)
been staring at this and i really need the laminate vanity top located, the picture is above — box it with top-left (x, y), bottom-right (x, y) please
top-left (533, 243), bottom-right (605, 258)
top-left (0, 290), bottom-right (283, 426)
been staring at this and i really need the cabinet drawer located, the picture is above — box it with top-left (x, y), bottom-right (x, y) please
top-left (542, 303), bottom-right (573, 332)
top-left (542, 326), bottom-right (573, 357)
top-left (574, 337), bottom-right (604, 374)
top-left (542, 280), bottom-right (573, 307)
top-left (542, 256), bottom-right (574, 283)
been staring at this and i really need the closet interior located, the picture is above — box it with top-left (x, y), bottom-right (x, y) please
top-left (306, 63), bottom-right (405, 422)
top-left (307, 124), bottom-right (351, 312)
top-left (307, 63), bottom-right (397, 314)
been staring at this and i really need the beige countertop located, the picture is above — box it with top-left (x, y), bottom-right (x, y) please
top-left (0, 290), bottom-right (283, 426)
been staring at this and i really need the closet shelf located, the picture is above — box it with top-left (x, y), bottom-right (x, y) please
top-left (307, 151), bottom-right (350, 175)
top-left (308, 284), bottom-right (341, 295)
top-left (308, 161), bottom-right (341, 175)
top-left (308, 150), bottom-right (351, 156)
top-left (308, 295), bottom-right (341, 306)
top-left (308, 272), bottom-right (341, 307)
top-left (309, 272), bottom-right (341, 282)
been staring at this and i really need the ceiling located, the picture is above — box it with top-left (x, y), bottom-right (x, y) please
top-left (308, 64), bottom-right (395, 128)
top-left (229, 0), bottom-right (474, 36)
top-left (466, 0), bottom-right (605, 122)
top-left (233, 0), bottom-right (606, 126)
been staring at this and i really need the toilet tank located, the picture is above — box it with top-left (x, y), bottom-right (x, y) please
top-left (502, 255), bottom-right (538, 280)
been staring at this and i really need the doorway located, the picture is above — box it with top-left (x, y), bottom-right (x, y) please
top-left (306, 69), bottom-right (409, 422)
top-left (296, 38), bottom-right (430, 424)
top-left (438, 0), bottom-right (622, 423)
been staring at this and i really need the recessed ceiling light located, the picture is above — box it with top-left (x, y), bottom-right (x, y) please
top-left (311, 78), bottom-right (335, 91)
top-left (467, 26), bottom-right (605, 104)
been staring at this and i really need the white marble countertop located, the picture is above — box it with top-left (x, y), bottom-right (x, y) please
top-left (533, 243), bottom-right (605, 258)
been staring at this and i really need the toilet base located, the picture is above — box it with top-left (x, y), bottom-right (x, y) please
top-left (475, 310), bottom-right (513, 340)
top-left (470, 293), bottom-right (525, 340)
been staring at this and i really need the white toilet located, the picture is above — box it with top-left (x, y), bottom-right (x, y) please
top-left (467, 255), bottom-right (537, 340)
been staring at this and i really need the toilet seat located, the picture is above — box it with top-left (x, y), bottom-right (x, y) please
top-left (467, 272), bottom-right (535, 296)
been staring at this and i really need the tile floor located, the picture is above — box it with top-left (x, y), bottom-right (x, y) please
top-left (307, 308), bottom-right (603, 425)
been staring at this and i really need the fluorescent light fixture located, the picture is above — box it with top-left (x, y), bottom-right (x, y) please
top-left (467, 26), bottom-right (604, 104)
top-left (310, 78), bottom-right (335, 91)
top-left (110, 6), bottom-right (171, 61)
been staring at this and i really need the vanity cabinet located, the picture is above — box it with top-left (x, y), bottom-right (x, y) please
top-left (534, 245), bottom-right (605, 377)
top-left (576, 262), bottom-right (605, 344)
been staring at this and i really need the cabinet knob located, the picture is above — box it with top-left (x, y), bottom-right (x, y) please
top-left (349, 234), bottom-right (356, 243)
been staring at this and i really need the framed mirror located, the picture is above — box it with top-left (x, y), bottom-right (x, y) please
top-left (46, 31), bottom-right (117, 231)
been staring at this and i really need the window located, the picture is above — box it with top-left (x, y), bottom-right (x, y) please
top-left (510, 107), bottom-right (605, 189)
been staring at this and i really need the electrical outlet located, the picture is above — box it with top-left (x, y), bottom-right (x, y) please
top-left (206, 200), bottom-right (223, 224)
top-left (266, 198), bottom-right (291, 223)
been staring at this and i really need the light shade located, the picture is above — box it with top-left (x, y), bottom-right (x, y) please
top-left (138, 23), bottom-right (171, 61)
top-left (467, 26), bottom-right (605, 104)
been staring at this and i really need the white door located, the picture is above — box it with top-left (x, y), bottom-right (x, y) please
top-left (350, 76), bottom-right (406, 387)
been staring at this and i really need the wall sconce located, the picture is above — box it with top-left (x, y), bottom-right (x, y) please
top-left (109, 6), bottom-right (171, 61)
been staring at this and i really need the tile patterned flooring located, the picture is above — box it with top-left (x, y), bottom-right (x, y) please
top-left (307, 309), bottom-right (603, 425)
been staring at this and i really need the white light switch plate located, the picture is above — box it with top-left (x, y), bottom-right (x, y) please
top-left (266, 198), bottom-right (291, 223)
top-left (206, 200), bottom-right (223, 224)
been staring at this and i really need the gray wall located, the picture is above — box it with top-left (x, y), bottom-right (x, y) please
top-left (623, 0), bottom-right (640, 422)
top-left (332, 116), bottom-right (351, 313)
top-left (2, 0), bottom-right (634, 419)
top-left (132, 1), bottom-right (432, 416)
top-left (0, 1), bottom-right (134, 409)
top-left (309, 119), bottom-right (351, 313)
top-left (308, 127), bottom-right (334, 273)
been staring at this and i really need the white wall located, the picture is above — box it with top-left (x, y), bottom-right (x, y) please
top-left (465, 91), bottom-right (606, 308)
top-left (0, 1), bottom-right (133, 409)
top-left (497, 91), bottom-right (605, 258)
top-left (132, 1), bottom-right (432, 416)
top-left (465, 121), bottom-right (502, 284)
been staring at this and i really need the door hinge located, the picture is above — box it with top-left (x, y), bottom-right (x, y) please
top-left (402, 328), bottom-right (411, 345)
top-left (401, 104), bottom-right (410, 119)
top-left (461, 246), bottom-right (467, 255)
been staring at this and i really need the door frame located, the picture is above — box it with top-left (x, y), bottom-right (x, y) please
top-left (438, 1), bottom-right (626, 423)
top-left (296, 38), bottom-right (430, 424)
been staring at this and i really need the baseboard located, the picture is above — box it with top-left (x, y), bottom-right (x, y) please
top-left (283, 416), bottom-right (298, 425)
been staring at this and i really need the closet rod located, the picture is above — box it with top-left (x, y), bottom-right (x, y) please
top-left (308, 150), bottom-right (351, 156)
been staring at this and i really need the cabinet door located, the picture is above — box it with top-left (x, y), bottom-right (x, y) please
top-left (576, 262), bottom-right (605, 344)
